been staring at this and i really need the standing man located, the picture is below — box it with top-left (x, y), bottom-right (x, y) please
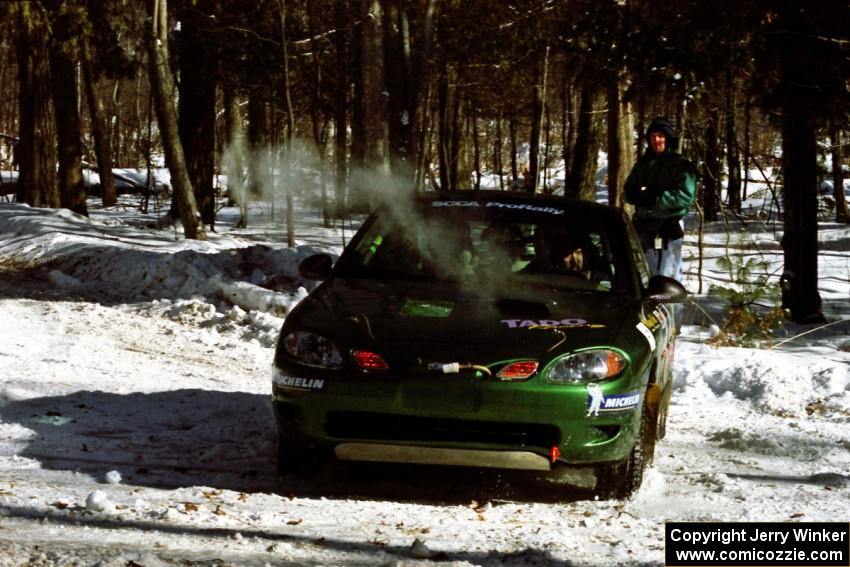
top-left (624, 117), bottom-right (697, 282)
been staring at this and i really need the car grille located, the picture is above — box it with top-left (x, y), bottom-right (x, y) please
top-left (325, 411), bottom-right (560, 449)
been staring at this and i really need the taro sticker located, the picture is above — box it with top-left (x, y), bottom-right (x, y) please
top-left (587, 388), bottom-right (641, 416)
top-left (501, 318), bottom-right (587, 328)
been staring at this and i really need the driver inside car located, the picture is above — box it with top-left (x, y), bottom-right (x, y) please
top-left (524, 226), bottom-right (590, 278)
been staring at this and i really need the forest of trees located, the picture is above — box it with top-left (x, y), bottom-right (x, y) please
top-left (0, 0), bottom-right (848, 324)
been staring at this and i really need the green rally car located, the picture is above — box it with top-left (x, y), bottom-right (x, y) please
top-left (272, 192), bottom-right (686, 498)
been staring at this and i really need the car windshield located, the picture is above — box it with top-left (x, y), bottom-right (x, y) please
top-left (337, 199), bottom-right (628, 294)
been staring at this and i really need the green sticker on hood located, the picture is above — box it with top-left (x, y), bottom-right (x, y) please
top-left (400, 299), bottom-right (455, 318)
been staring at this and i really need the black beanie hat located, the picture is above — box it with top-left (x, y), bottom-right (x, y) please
top-left (646, 116), bottom-right (676, 145)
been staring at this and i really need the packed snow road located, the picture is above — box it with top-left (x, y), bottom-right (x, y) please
top-left (1, 272), bottom-right (849, 566)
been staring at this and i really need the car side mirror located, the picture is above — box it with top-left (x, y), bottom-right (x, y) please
top-left (643, 275), bottom-right (687, 304)
top-left (298, 253), bottom-right (333, 280)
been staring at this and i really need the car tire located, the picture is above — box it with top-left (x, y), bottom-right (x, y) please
top-left (276, 421), bottom-right (322, 477)
top-left (595, 395), bottom-right (657, 499)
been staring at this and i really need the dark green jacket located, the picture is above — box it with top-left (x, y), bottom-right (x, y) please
top-left (624, 149), bottom-right (697, 240)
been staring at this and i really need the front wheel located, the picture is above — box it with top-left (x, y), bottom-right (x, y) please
top-left (595, 395), bottom-right (657, 499)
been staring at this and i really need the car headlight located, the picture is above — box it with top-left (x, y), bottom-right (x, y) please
top-left (546, 349), bottom-right (627, 384)
top-left (282, 331), bottom-right (343, 369)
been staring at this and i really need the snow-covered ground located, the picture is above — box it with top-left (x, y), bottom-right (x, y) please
top-left (0, 192), bottom-right (849, 566)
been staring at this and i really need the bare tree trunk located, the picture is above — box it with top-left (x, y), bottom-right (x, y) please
top-left (350, 1), bottom-right (365, 174)
top-left (178, 2), bottom-right (217, 229)
top-left (83, 61), bottom-right (117, 207)
top-left (509, 113), bottom-right (518, 188)
top-left (472, 99), bottom-right (480, 191)
top-left (223, 84), bottom-right (249, 224)
top-left (561, 81), bottom-right (571, 189)
top-left (381, 0), bottom-right (412, 179)
top-left (702, 110), bottom-right (720, 222)
top-left (147, 0), bottom-right (206, 240)
top-left (319, 117), bottom-right (332, 216)
top-left (113, 80), bottom-right (127, 165)
top-left (247, 92), bottom-right (268, 207)
top-left (449, 78), bottom-right (462, 189)
top-left (49, 43), bottom-right (87, 215)
top-left (333, 0), bottom-right (348, 218)
top-left (364, 0), bottom-right (386, 168)
top-left (636, 90), bottom-right (646, 160)
top-left (528, 92), bottom-right (540, 189)
top-left (143, 86), bottom-right (155, 214)
top-left (543, 93), bottom-right (551, 193)
top-left (306, 0), bottom-right (323, 150)
top-left (607, 0), bottom-right (633, 208)
top-left (425, 115), bottom-right (438, 190)
top-left (278, 0), bottom-right (296, 246)
top-left (494, 115), bottom-right (504, 190)
top-left (437, 66), bottom-right (450, 191)
top-left (15, 3), bottom-right (59, 208)
top-left (725, 69), bottom-right (742, 213)
top-left (527, 48), bottom-right (546, 194)
top-left (306, 0), bottom-right (331, 226)
top-left (620, 97), bottom-right (635, 203)
top-left (829, 118), bottom-right (850, 223)
top-left (380, 0), bottom-right (436, 182)
top-left (675, 89), bottom-right (688, 154)
top-left (606, 73), bottom-right (632, 209)
top-left (223, 86), bottom-right (248, 228)
top-left (0, 39), bottom-right (13, 139)
top-left (743, 97), bottom-right (751, 201)
top-left (350, 0), bottom-right (385, 209)
top-left (566, 86), bottom-right (602, 201)
top-left (414, 82), bottom-right (431, 192)
top-left (414, 0), bottom-right (438, 181)
top-left (780, 101), bottom-right (825, 323)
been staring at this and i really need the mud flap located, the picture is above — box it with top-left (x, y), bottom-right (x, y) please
top-left (643, 383), bottom-right (662, 465)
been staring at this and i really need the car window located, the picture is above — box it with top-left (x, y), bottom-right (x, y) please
top-left (625, 219), bottom-right (651, 288)
top-left (339, 202), bottom-right (627, 294)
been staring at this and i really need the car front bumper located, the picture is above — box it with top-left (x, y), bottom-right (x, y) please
top-left (272, 362), bottom-right (647, 468)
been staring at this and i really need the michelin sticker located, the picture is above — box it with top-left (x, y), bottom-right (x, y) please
top-left (636, 321), bottom-right (656, 351)
top-left (273, 369), bottom-right (325, 391)
top-left (586, 386), bottom-right (641, 416)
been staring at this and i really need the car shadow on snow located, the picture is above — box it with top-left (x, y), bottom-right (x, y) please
top-left (0, 388), bottom-right (280, 493)
top-left (278, 460), bottom-right (596, 505)
top-left (0, 388), bottom-right (596, 505)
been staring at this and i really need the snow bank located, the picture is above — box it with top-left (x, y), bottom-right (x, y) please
top-left (675, 341), bottom-right (850, 417)
top-left (0, 204), bottom-right (333, 322)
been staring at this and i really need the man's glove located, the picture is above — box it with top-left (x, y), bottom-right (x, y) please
top-left (632, 186), bottom-right (657, 208)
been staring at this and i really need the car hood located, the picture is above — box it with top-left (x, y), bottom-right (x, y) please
top-left (288, 277), bottom-right (637, 363)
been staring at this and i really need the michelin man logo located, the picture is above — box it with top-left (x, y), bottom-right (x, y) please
top-left (586, 384), bottom-right (604, 417)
